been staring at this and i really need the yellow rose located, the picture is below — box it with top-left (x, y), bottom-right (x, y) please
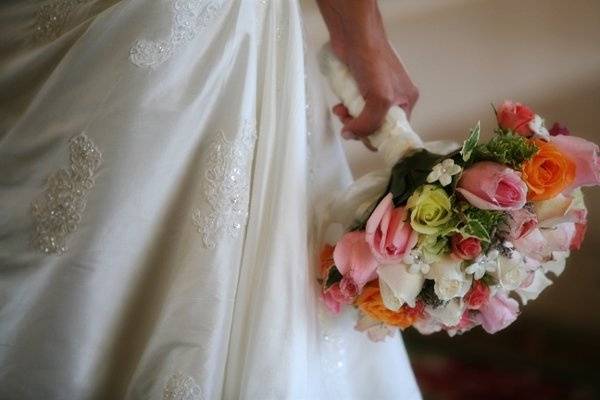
top-left (407, 185), bottom-right (453, 235)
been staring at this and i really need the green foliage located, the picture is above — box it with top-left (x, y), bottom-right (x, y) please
top-left (417, 280), bottom-right (444, 308)
top-left (324, 266), bottom-right (343, 289)
top-left (387, 149), bottom-right (445, 206)
top-left (481, 273), bottom-right (499, 287)
top-left (417, 234), bottom-right (450, 264)
top-left (458, 204), bottom-right (506, 243)
top-left (472, 132), bottom-right (538, 169)
top-left (461, 121), bottom-right (481, 162)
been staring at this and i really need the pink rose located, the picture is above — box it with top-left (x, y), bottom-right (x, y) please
top-left (321, 291), bottom-right (341, 314)
top-left (457, 162), bottom-right (528, 211)
top-left (497, 100), bottom-right (535, 137)
top-left (571, 223), bottom-right (587, 251)
top-left (465, 281), bottom-right (490, 310)
top-left (514, 229), bottom-right (550, 262)
top-left (507, 208), bottom-right (538, 241)
top-left (339, 276), bottom-right (359, 298)
top-left (451, 234), bottom-right (482, 261)
top-left (333, 231), bottom-right (379, 289)
top-left (447, 311), bottom-right (479, 336)
top-left (549, 122), bottom-right (571, 137)
top-left (475, 292), bottom-right (520, 334)
top-left (322, 276), bottom-right (359, 314)
top-left (544, 222), bottom-right (577, 253)
top-left (366, 193), bottom-right (418, 264)
top-left (514, 223), bottom-right (577, 262)
top-left (550, 135), bottom-right (600, 192)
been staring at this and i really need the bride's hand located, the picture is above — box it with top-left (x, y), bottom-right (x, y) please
top-left (317, 0), bottom-right (419, 142)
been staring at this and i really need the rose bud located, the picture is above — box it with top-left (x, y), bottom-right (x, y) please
top-left (497, 100), bottom-right (535, 137)
top-left (451, 234), bottom-right (482, 261)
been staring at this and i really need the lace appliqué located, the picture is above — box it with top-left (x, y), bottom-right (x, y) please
top-left (192, 122), bottom-right (257, 249)
top-left (129, 0), bottom-right (226, 68)
top-left (31, 133), bottom-right (102, 255)
top-left (163, 373), bottom-right (203, 400)
top-left (33, 0), bottom-right (89, 43)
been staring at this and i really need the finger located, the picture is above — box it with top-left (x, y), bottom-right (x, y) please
top-left (332, 103), bottom-right (350, 118)
top-left (332, 103), bottom-right (353, 126)
top-left (398, 98), bottom-right (412, 120)
top-left (360, 137), bottom-right (378, 152)
top-left (399, 86), bottom-right (420, 120)
top-left (341, 129), bottom-right (357, 140)
top-left (342, 95), bottom-right (391, 138)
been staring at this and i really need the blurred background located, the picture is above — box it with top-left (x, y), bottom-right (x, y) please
top-left (303, 0), bottom-right (600, 399)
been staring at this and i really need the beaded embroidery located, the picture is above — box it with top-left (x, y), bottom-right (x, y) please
top-left (163, 373), bottom-right (203, 400)
top-left (192, 121), bottom-right (257, 249)
top-left (129, 0), bottom-right (226, 68)
top-left (31, 133), bottom-right (102, 255)
top-left (33, 0), bottom-right (89, 43)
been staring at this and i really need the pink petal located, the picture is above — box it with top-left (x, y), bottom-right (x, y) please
top-left (333, 231), bottom-right (379, 287)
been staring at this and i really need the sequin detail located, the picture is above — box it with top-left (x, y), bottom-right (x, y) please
top-left (31, 133), bottom-right (102, 255)
top-left (33, 0), bottom-right (88, 43)
top-left (317, 306), bottom-right (347, 396)
top-left (129, 0), bottom-right (226, 68)
top-left (192, 121), bottom-right (257, 249)
top-left (163, 373), bottom-right (203, 400)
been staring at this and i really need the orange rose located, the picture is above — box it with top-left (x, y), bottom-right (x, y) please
top-left (355, 282), bottom-right (422, 329)
top-left (522, 139), bottom-right (576, 201)
top-left (319, 244), bottom-right (335, 280)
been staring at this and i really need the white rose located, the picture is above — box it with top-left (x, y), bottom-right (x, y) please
top-left (516, 269), bottom-right (553, 305)
top-left (541, 251), bottom-right (569, 277)
top-left (425, 299), bottom-right (465, 327)
top-left (378, 263), bottom-right (425, 310)
top-left (496, 253), bottom-right (528, 291)
top-left (426, 257), bottom-right (472, 301)
top-left (412, 316), bottom-right (443, 335)
top-left (355, 313), bottom-right (396, 342)
top-left (528, 114), bottom-right (550, 139)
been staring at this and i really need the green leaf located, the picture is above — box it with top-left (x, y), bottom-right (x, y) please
top-left (458, 204), bottom-right (507, 244)
top-left (465, 219), bottom-right (490, 242)
top-left (461, 121), bottom-right (480, 162)
top-left (324, 266), bottom-right (343, 289)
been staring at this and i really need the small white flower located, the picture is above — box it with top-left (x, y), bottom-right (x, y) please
top-left (427, 159), bottom-right (462, 187)
top-left (529, 114), bottom-right (550, 139)
top-left (466, 249), bottom-right (499, 280)
top-left (403, 249), bottom-right (431, 274)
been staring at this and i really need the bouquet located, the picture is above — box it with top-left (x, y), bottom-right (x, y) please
top-left (317, 46), bottom-right (600, 341)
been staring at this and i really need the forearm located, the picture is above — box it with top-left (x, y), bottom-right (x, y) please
top-left (316, 0), bottom-right (388, 58)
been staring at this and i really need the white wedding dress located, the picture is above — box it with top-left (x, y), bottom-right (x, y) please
top-left (0, 1), bottom-right (421, 399)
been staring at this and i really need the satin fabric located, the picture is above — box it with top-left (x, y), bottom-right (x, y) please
top-left (0, 0), bottom-right (421, 398)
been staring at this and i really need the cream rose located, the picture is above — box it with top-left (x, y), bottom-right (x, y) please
top-left (426, 257), bottom-right (472, 301)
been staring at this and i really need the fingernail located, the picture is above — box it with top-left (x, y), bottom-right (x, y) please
top-left (341, 130), bottom-right (354, 140)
